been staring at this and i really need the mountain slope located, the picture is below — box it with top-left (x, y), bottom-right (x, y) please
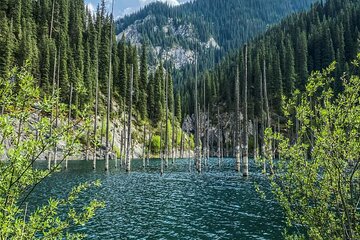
top-left (115, 0), bottom-right (317, 69)
top-left (181, 0), bottom-right (360, 121)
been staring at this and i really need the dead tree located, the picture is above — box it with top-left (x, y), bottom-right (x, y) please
top-left (165, 71), bottom-right (169, 167)
top-left (194, 53), bottom-right (201, 173)
top-left (48, 51), bottom-right (57, 170)
top-left (104, 0), bottom-right (115, 171)
top-left (171, 105), bottom-right (175, 164)
top-left (235, 66), bottom-right (241, 172)
top-left (54, 50), bottom-right (60, 166)
top-left (142, 124), bottom-right (146, 167)
top-left (243, 45), bottom-right (249, 177)
top-left (217, 106), bottom-right (221, 166)
top-left (263, 58), bottom-right (272, 174)
top-left (126, 66), bottom-right (133, 172)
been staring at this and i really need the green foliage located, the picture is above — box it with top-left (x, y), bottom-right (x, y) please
top-left (182, 0), bottom-right (360, 121)
top-left (267, 55), bottom-right (360, 239)
top-left (151, 135), bottom-right (161, 154)
top-left (0, 67), bottom-right (103, 239)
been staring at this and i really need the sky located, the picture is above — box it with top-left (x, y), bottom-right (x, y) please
top-left (85, 0), bottom-right (191, 19)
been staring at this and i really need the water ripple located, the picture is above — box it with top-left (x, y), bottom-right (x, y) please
top-left (29, 158), bottom-right (285, 239)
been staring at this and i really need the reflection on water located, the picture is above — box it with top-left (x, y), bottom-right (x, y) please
top-left (29, 158), bottom-right (285, 239)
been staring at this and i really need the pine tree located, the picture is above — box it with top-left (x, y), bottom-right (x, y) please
top-left (175, 92), bottom-right (182, 122)
top-left (138, 42), bottom-right (148, 119)
top-left (283, 37), bottom-right (296, 97)
top-left (118, 34), bottom-right (127, 103)
top-left (153, 64), bottom-right (164, 124)
top-left (0, 16), bottom-right (13, 75)
top-left (295, 31), bottom-right (308, 91)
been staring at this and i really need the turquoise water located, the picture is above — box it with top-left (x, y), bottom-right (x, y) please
top-left (29, 158), bottom-right (285, 239)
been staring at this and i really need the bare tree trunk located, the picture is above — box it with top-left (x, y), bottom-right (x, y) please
top-left (187, 131), bottom-right (191, 172)
top-left (277, 116), bottom-right (280, 161)
top-left (147, 132), bottom-right (152, 166)
top-left (165, 71), bottom-right (169, 168)
top-left (194, 52), bottom-right (201, 173)
top-left (126, 66), bottom-right (133, 172)
top-left (263, 58), bottom-right (273, 174)
top-left (121, 100), bottom-right (126, 167)
top-left (180, 129), bottom-right (184, 158)
top-left (66, 83), bottom-right (73, 170)
top-left (48, 52), bottom-right (57, 170)
top-left (160, 120), bottom-right (164, 175)
top-left (105, 0), bottom-right (115, 171)
top-left (203, 76), bottom-right (207, 167)
top-left (143, 124), bottom-right (146, 168)
top-left (217, 106), bottom-right (221, 167)
top-left (49, 0), bottom-right (55, 38)
top-left (171, 109), bottom-right (175, 164)
top-left (54, 50), bottom-right (60, 166)
top-left (206, 105), bottom-right (210, 162)
top-left (243, 45), bottom-right (249, 177)
top-left (112, 126), bottom-right (116, 168)
top-left (235, 66), bottom-right (241, 172)
top-left (254, 119), bottom-right (258, 161)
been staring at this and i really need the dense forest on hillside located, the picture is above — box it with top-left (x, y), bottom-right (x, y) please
top-left (0, 0), bottom-right (182, 126)
top-left (181, 0), bottom-right (360, 126)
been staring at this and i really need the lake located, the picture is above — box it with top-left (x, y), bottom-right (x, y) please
top-left (29, 158), bottom-right (285, 239)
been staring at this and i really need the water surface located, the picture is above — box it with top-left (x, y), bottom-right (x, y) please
top-left (30, 158), bottom-right (285, 239)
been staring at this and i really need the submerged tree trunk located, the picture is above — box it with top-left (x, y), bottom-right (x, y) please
top-left (180, 129), bottom-right (184, 159)
top-left (263, 58), bottom-right (273, 174)
top-left (243, 45), bottom-right (249, 177)
top-left (217, 106), bottom-right (221, 167)
top-left (121, 100), bottom-right (126, 167)
top-left (66, 83), bottom-right (73, 170)
top-left (143, 125), bottom-right (146, 168)
top-left (194, 53), bottom-right (201, 173)
top-left (206, 105), bottom-right (210, 162)
top-left (105, 0), bottom-right (115, 171)
top-left (112, 127), bottom-right (116, 168)
top-left (171, 107), bottom-right (175, 164)
top-left (48, 52), bottom-right (57, 170)
top-left (235, 66), bottom-right (241, 172)
top-left (253, 119), bottom-right (258, 161)
top-left (165, 71), bottom-right (169, 168)
top-left (160, 119), bottom-right (164, 175)
top-left (126, 66), bottom-right (133, 172)
top-left (54, 50), bottom-right (60, 166)
top-left (147, 132), bottom-right (152, 166)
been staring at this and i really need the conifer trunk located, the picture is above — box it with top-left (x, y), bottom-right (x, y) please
top-left (243, 45), bottom-right (249, 177)
top-left (105, 0), bottom-right (115, 171)
top-left (165, 71), bottom-right (169, 168)
top-left (49, 0), bottom-right (55, 38)
top-left (171, 106), bottom-right (175, 164)
top-left (147, 132), bottom-right (151, 166)
top-left (67, 83), bottom-right (73, 170)
top-left (235, 66), bottom-right (241, 172)
top-left (253, 119), bottom-right (258, 161)
top-left (160, 120), bottom-right (164, 175)
top-left (143, 125), bottom-right (146, 167)
top-left (112, 127), bottom-right (116, 167)
top-left (195, 53), bottom-right (201, 172)
top-left (263, 58), bottom-right (272, 174)
top-left (217, 106), bottom-right (221, 166)
top-left (126, 66), bottom-right (133, 172)
top-left (121, 99), bottom-right (126, 167)
top-left (93, 58), bottom-right (99, 170)
top-left (54, 50), bottom-right (60, 166)
top-left (48, 52), bottom-right (57, 170)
